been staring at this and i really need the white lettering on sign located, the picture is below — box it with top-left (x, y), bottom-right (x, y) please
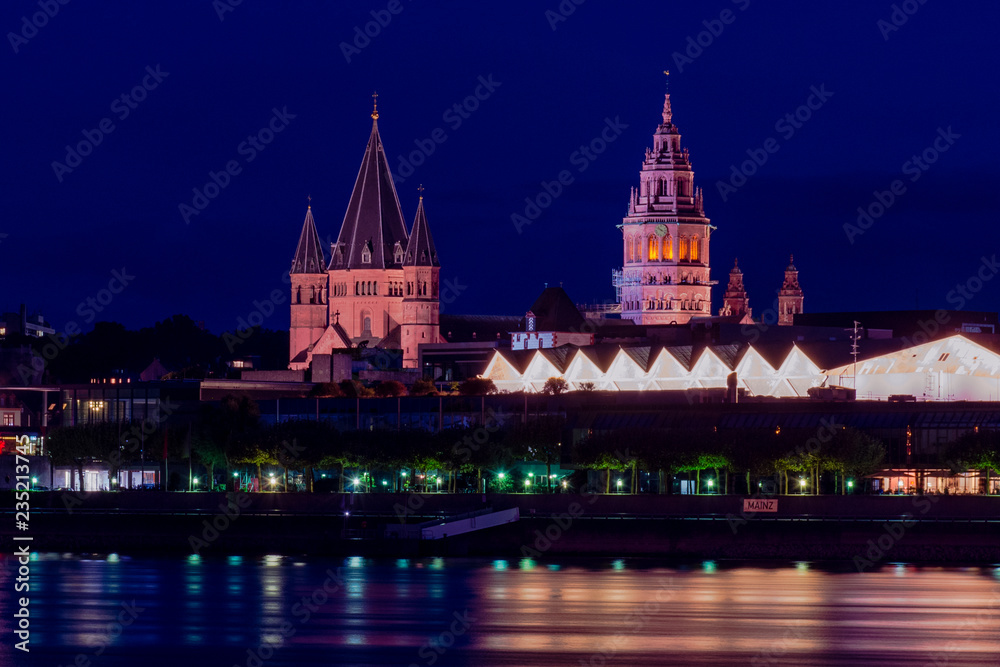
top-left (743, 498), bottom-right (778, 513)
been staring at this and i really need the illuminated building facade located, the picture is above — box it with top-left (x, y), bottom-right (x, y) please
top-left (289, 99), bottom-right (441, 371)
top-left (617, 91), bottom-right (713, 324)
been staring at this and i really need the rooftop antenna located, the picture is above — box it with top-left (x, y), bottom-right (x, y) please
top-left (849, 320), bottom-right (861, 390)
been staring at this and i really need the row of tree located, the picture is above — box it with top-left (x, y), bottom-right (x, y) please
top-left (45, 394), bottom-right (1000, 494)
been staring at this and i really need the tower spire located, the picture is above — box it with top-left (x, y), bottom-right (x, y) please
top-left (661, 70), bottom-right (672, 124)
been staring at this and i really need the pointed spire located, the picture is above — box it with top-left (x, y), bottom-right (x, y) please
top-left (371, 91), bottom-right (379, 120)
top-left (404, 192), bottom-right (439, 267)
top-left (332, 98), bottom-right (409, 269)
top-left (662, 70), bottom-right (673, 124)
top-left (291, 206), bottom-right (325, 274)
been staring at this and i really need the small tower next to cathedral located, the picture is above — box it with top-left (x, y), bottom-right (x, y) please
top-left (401, 191), bottom-right (441, 369)
top-left (777, 255), bottom-right (804, 326)
top-left (720, 258), bottom-right (751, 321)
top-left (289, 205), bottom-right (328, 366)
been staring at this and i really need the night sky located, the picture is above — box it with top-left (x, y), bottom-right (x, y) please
top-left (4, 0), bottom-right (998, 337)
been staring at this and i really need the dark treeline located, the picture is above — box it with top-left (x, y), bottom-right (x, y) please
top-left (9, 314), bottom-right (288, 383)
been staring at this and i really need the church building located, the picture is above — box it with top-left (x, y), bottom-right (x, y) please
top-left (288, 98), bottom-right (441, 371)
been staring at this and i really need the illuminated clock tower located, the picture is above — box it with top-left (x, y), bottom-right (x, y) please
top-left (616, 79), bottom-right (714, 325)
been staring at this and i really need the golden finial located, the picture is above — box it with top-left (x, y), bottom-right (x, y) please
top-left (417, 183), bottom-right (424, 200)
top-left (307, 194), bottom-right (312, 209)
top-left (663, 69), bottom-right (670, 93)
top-left (371, 91), bottom-right (379, 120)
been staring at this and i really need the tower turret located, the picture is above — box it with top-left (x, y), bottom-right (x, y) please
top-left (289, 205), bottom-right (329, 367)
top-left (401, 191), bottom-right (441, 369)
top-left (777, 255), bottom-right (804, 326)
top-left (720, 258), bottom-right (751, 320)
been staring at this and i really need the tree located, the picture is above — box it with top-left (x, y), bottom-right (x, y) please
top-left (942, 429), bottom-right (1000, 493)
top-left (309, 382), bottom-right (344, 398)
top-left (541, 377), bottom-right (568, 395)
top-left (507, 416), bottom-right (565, 492)
top-left (457, 377), bottom-right (497, 396)
top-left (409, 378), bottom-right (438, 396)
top-left (374, 380), bottom-right (407, 397)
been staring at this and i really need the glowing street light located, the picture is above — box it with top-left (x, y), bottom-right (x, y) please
top-left (524, 479), bottom-right (531, 492)
top-left (707, 479), bottom-right (714, 493)
top-left (847, 480), bottom-right (854, 491)
top-left (498, 472), bottom-right (506, 479)
top-left (616, 479), bottom-right (623, 493)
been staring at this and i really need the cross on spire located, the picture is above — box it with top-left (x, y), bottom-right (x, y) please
top-left (307, 194), bottom-right (311, 209)
top-left (417, 183), bottom-right (424, 200)
top-left (371, 91), bottom-right (379, 120)
top-left (663, 69), bottom-right (670, 92)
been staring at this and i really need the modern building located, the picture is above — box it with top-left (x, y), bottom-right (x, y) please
top-left (0, 304), bottom-right (55, 339)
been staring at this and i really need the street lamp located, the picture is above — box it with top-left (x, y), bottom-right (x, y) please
top-left (799, 478), bottom-right (806, 493)
top-left (524, 479), bottom-right (531, 492)
top-left (616, 479), bottom-right (623, 493)
top-left (498, 472), bottom-right (505, 479)
top-left (707, 479), bottom-right (714, 494)
top-left (847, 480), bottom-right (854, 492)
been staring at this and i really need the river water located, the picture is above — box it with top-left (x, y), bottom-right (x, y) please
top-left (2, 554), bottom-right (999, 666)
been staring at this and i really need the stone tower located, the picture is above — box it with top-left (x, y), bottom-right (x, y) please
top-left (288, 206), bottom-right (328, 366)
top-left (325, 98), bottom-right (409, 345)
top-left (720, 258), bottom-right (751, 321)
top-left (289, 97), bottom-right (441, 371)
top-left (777, 255), bottom-right (804, 326)
top-left (617, 89), bottom-right (713, 324)
top-left (401, 193), bottom-right (441, 369)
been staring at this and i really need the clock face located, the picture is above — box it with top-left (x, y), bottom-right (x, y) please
top-left (655, 224), bottom-right (667, 237)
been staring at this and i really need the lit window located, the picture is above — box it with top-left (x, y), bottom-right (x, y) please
top-left (664, 236), bottom-right (673, 260)
top-left (679, 237), bottom-right (689, 261)
top-left (648, 236), bottom-right (658, 261)
top-left (690, 236), bottom-right (699, 261)
top-left (2, 414), bottom-right (13, 426)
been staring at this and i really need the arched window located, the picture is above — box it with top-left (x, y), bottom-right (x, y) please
top-left (373, 282), bottom-right (378, 296)
top-left (679, 236), bottom-right (689, 261)
top-left (363, 316), bottom-right (372, 334)
top-left (627, 236), bottom-right (634, 263)
top-left (295, 286), bottom-right (301, 304)
top-left (355, 281), bottom-right (359, 296)
top-left (361, 242), bottom-right (372, 264)
top-left (664, 235), bottom-right (673, 260)
top-left (648, 236), bottom-right (658, 261)
top-left (690, 236), bottom-right (699, 262)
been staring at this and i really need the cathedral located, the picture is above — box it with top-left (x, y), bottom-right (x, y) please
top-left (287, 86), bottom-right (805, 376)
top-left (288, 98), bottom-right (441, 371)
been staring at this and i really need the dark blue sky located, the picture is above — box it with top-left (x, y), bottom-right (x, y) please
top-left (4, 0), bottom-right (998, 335)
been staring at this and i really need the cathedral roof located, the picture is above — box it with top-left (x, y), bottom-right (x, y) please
top-left (290, 206), bottom-right (325, 274)
top-left (330, 116), bottom-right (409, 270)
top-left (517, 287), bottom-right (587, 332)
top-left (404, 196), bottom-right (439, 267)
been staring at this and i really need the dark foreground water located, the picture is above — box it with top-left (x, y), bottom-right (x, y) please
top-left (2, 554), bottom-right (999, 667)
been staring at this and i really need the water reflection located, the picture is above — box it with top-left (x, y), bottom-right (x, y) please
top-left (3, 555), bottom-right (998, 666)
